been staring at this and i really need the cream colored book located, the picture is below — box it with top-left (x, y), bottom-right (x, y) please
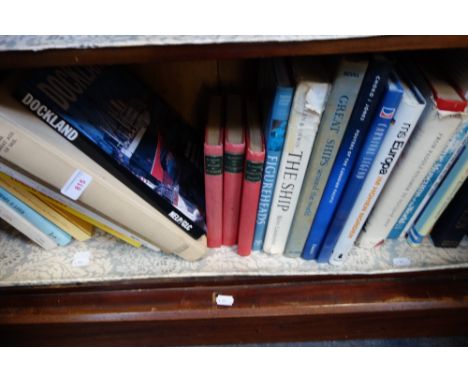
top-left (0, 86), bottom-right (207, 260)
top-left (0, 158), bottom-right (143, 248)
top-left (0, 198), bottom-right (58, 250)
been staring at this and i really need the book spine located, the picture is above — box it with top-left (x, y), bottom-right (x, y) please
top-left (389, 120), bottom-right (468, 238)
top-left (407, 145), bottom-right (468, 246)
top-left (0, 186), bottom-right (72, 246)
top-left (285, 59), bottom-right (368, 257)
top-left (430, 179), bottom-right (468, 248)
top-left (357, 104), bottom-right (464, 249)
top-left (317, 78), bottom-right (404, 263)
top-left (0, 199), bottom-right (58, 250)
top-left (15, 89), bottom-right (205, 240)
top-left (331, 84), bottom-right (425, 264)
top-left (252, 87), bottom-right (293, 251)
top-left (222, 143), bottom-right (245, 246)
top-left (237, 149), bottom-right (265, 256)
top-left (301, 58), bottom-right (392, 260)
top-left (0, 160), bottom-right (150, 249)
top-left (263, 81), bottom-right (330, 255)
top-left (204, 143), bottom-right (223, 248)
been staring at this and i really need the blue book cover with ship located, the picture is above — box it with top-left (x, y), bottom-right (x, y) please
top-left (301, 57), bottom-right (393, 260)
top-left (252, 59), bottom-right (294, 251)
top-left (14, 65), bottom-right (206, 238)
top-left (0, 186), bottom-right (72, 246)
top-left (316, 75), bottom-right (404, 263)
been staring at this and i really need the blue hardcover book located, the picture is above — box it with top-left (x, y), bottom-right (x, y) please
top-left (0, 186), bottom-right (72, 246)
top-left (252, 59), bottom-right (294, 251)
top-left (301, 57), bottom-right (392, 260)
top-left (388, 120), bottom-right (468, 239)
top-left (316, 75), bottom-right (404, 263)
top-left (14, 66), bottom-right (206, 239)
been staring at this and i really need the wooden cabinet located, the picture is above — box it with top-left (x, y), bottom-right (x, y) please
top-left (0, 36), bottom-right (468, 346)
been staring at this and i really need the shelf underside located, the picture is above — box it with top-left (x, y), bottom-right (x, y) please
top-left (1, 36), bottom-right (468, 68)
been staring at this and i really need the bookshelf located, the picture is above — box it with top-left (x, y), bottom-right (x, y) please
top-left (1, 35), bottom-right (468, 345)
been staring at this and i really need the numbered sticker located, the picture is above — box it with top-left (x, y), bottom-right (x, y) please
top-left (72, 251), bottom-right (92, 267)
top-left (61, 169), bottom-right (93, 201)
top-left (215, 294), bottom-right (234, 306)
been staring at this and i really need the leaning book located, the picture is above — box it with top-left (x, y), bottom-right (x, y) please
top-left (0, 83), bottom-right (207, 260)
top-left (14, 66), bottom-right (206, 240)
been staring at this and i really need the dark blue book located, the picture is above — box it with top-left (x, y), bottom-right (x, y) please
top-left (316, 74), bottom-right (404, 263)
top-left (14, 65), bottom-right (206, 239)
top-left (301, 57), bottom-right (393, 260)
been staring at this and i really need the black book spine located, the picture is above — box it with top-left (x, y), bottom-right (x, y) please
top-left (430, 179), bottom-right (468, 248)
top-left (15, 88), bottom-right (205, 240)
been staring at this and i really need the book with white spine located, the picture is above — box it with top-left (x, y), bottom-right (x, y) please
top-left (0, 198), bottom-right (58, 250)
top-left (330, 77), bottom-right (426, 264)
top-left (262, 59), bottom-right (331, 255)
top-left (357, 63), bottom-right (467, 249)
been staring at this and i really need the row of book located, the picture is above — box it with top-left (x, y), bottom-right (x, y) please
top-left (203, 53), bottom-right (468, 263)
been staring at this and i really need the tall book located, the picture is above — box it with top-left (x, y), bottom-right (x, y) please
top-left (357, 62), bottom-right (467, 249)
top-left (317, 74), bottom-right (404, 264)
top-left (388, 120), bottom-right (468, 239)
top-left (285, 58), bottom-right (368, 257)
top-left (13, 66), bottom-right (206, 240)
top-left (237, 100), bottom-right (265, 256)
top-left (0, 174), bottom-right (93, 241)
top-left (252, 59), bottom-right (294, 252)
top-left (0, 199), bottom-right (58, 250)
top-left (0, 157), bottom-right (146, 249)
top-left (430, 179), bottom-right (468, 247)
top-left (0, 84), bottom-right (207, 260)
top-left (329, 75), bottom-right (426, 264)
top-left (262, 58), bottom-right (331, 255)
top-left (204, 95), bottom-right (224, 248)
top-left (301, 57), bottom-right (393, 260)
top-left (0, 186), bottom-right (72, 246)
top-left (407, 144), bottom-right (468, 246)
top-left (222, 94), bottom-right (245, 246)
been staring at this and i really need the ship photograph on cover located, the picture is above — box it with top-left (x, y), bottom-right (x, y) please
top-left (14, 65), bottom-right (206, 237)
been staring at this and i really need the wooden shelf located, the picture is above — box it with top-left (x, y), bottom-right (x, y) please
top-left (1, 35), bottom-right (468, 68)
top-left (1, 269), bottom-right (467, 345)
top-left (0, 35), bottom-right (467, 345)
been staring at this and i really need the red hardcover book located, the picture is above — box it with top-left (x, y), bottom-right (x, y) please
top-left (222, 95), bottom-right (245, 246)
top-left (237, 100), bottom-right (265, 256)
top-left (204, 95), bottom-right (224, 248)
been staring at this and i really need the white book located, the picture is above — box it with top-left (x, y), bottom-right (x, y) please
top-left (0, 199), bottom-right (58, 250)
top-left (357, 64), bottom-right (467, 249)
top-left (330, 78), bottom-right (426, 264)
top-left (263, 59), bottom-right (331, 255)
top-left (0, 84), bottom-right (206, 260)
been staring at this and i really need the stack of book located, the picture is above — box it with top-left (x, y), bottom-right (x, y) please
top-left (203, 54), bottom-right (468, 263)
top-left (0, 66), bottom-right (208, 260)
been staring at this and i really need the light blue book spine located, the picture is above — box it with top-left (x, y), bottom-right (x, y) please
top-left (0, 187), bottom-right (72, 246)
top-left (407, 144), bottom-right (468, 246)
top-left (252, 87), bottom-right (293, 251)
top-left (317, 77), bottom-right (403, 263)
top-left (389, 121), bottom-right (468, 239)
